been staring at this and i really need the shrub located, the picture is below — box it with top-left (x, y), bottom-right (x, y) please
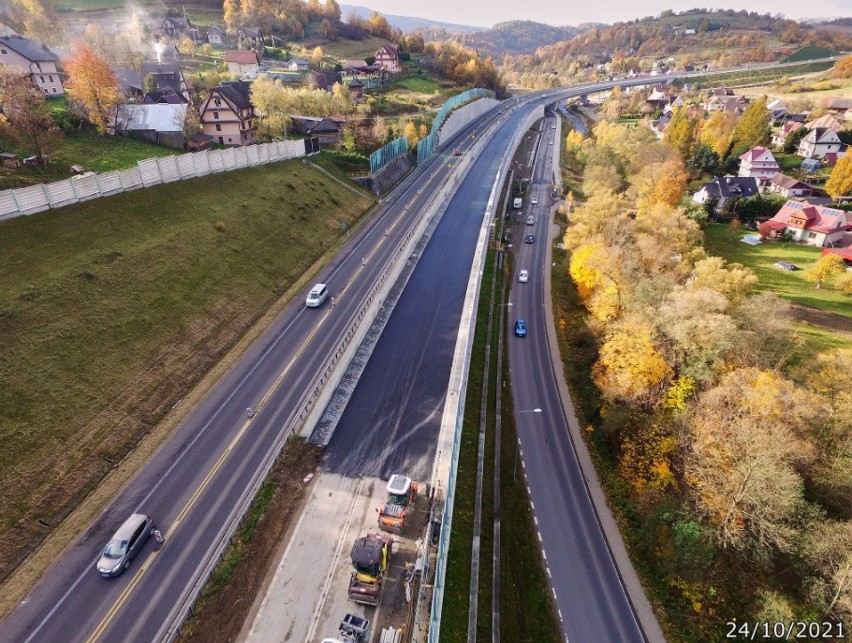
top-left (214, 221), bottom-right (225, 232)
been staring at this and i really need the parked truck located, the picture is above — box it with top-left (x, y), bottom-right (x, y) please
top-left (378, 474), bottom-right (418, 534)
top-left (513, 197), bottom-right (523, 209)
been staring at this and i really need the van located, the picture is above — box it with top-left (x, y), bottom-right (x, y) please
top-left (513, 197), bottom-right (522, 209)
top-left (306, 283), bottom-right (328, 308)
top-left (96, 513), bottom-right (154, 577)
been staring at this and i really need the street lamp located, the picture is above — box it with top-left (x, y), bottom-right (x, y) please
top-left (514, 408), bottom-right (542, 481)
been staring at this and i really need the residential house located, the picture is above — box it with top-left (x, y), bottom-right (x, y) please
top-left (662, 95), bottom-right (685, 115)
top-left (711, 87), bottom-right (736, 97)
top-left (705, 94), bottom-right (748, 114)
top-left (139, 62), bottom-right (191, 104)
top-left (199, 81), bottom-right (257, 146)
top-left (342, 60), bottom-right (369, 74)
top-left (206, 26), bottom-right (229, 46)
top-left (290, 114), bottom-right (346, 136)
top-left (348, 78), bottom-right (364, 102)
top-left (798, 127), bottom-right (842, 159)
top-left (761, 200), bottom-right (851, 247)
top-left (115, 68), bottom-right (145, 102)
top-left (306, 116), bottom-right (343, 146)
top-left (806, 113), bottom-right (843, 131)
top-left (825, 97), bottom-right (852, 121)
top-left (822, 246), bottom-right (852, 267)
top-left (646, 88), bottom-right (668, 111)
top-left (287, 57), bottom-right (309, 71)
top-left (113, 103), bottom-right (187, 148)
top-left (767, 174), bottom-right (814, 199)
top-left (225, 49), bottom-right (260, 79)
top-left (236, 27), bottom-right (263, 50)
top-left (693, 176), bottom-right (759, 211)
top-left (0, 35), bottom-right (64, 95)
top-left (738, 146), bottom-right (780, 181)
top-left (771, 120), bottom-right (803, 149)
top-left (650, 113), bottom-right (671, 138)
top-left (160, 15), bottom-right (197, 41)
top-left (374, 44), bottom-right (401, 73)
top-left (767, 98), bottom-right (788, 121)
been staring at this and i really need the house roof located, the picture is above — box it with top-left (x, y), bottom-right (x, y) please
top-left (376, 44), bottom-right (398, 57)
top-left (823, 247), bottom-right (852, 261)
top-left (163, 16), bottom-right (192, 29)
top-left (769, 200), bottom-right (851, 235)
top-left (116, 68), bottom-right (144, 92)
top-left (237, 27), bottom-right (261, 38)
top-left (225, 50), bottom-right (259, 65)
top-left (701, 176), bottom-right (759, 199)
top-left (307, 117), bottom-right (342, 134)
top-left (777, 121), bottom-right (803, 137)
top-left (348, 78), bottom-right (364, 88)
top-left (216, 81), bottom-right (253, 110)
top-left (114, 103), bottom-right (187, 133)
top-left (803, 127), bottom-right (840, 144)
top-left (343, 59), bottom-right (368, 69)
top-left (807, 114), bottom-right (842, 131)
top-left (0, 35), bottom-right (58, 62)
top-left (826, 97), bottom-right (852, 111)
top-left (770, 174), bottom-right (812, 191)
top-left (739, 146), bottom-right (776, 163)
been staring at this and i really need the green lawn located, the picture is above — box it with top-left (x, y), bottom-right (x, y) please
top-left (0, 127), bottom-right (176, 190)
top-left (781, 46), bottom-right (838, 63)
top-left (321, 36), bottom-right (395, 61)
top-left (704, 223), bottom-right (852, 318)
top-left (395, 76), bottom-right (444, 93)
top-left (0, 160), bottom-right (373, 579)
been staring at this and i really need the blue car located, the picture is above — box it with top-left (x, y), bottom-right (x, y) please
top-left (514, 319), bottom-right (527, 337)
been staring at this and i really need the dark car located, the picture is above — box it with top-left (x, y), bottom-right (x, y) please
top-left (96, 513), bottom-right (154, 577)
top-left (514, 319), bottom-right (527, 337)
top-left (453, 148), bottom-right (462, 156)
top-left (525, 234), bottom-right (535, 244)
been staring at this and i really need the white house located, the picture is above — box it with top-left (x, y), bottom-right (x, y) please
top-left (761, 201), bottom-right (852, 247)
top-left (0, 35), bottom-right (64, 95)
top-left (287, 57), bottom-right (309, 71)
top-left (738, 146), bottom-right (780, 181)
top-left (225, 49), bottom-right (260, 79)
top-left (797, 127), bottom-right (842, 160)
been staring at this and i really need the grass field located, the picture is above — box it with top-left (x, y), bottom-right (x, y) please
top-left (321, 36), bottom-right (395, 61)
top-left (703, 223), bottom-right (851, 318)
top-left (0, 125), bottom-right (176, 190)
top-left (395, 76), bottom-right (444, 93)
top-left (781, 46), bottom-right (838, 63)
top-left (739, 78), bottom-right (852, 102)
top-left (0, 160), bottom-right (374, 581)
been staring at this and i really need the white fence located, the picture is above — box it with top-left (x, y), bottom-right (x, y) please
top-left (0, 139), bottom-right (308, 222)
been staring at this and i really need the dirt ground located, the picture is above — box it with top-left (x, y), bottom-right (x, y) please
top-left (791, 303), bottom-right (852, 336)
top-left (179, 441), bottom-right (324, 642)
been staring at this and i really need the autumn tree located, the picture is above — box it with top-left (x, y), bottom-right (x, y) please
top-left (565, 129), bottom-right (584, 154)
top-left (663, 107), bottom-right (697, 160)
top-left (3, 0), bottom-right (63, 45)
top-left (800, 521), bottom-right (852, 619)
top-left (684, 368), bottom-right (816, 558)
top-left (250, 77), bottom-right (292, 141)
top-left (689, 256), bottom-right (757, 306)
top-left (837, 272), bottom-right (852, 295)
top-left (619, 421), bottom-right (676, 493)
top-left (593, 319), bottom-right (673, 407)
top-left (0, 70), bottom-right (63, 160)
top-left (64, 42), bottom-right (122, 134)
top-left (569, 242), bottom-right (625, 321)
top-left (831, 54), bottom-right (852, 79)
top-left (402, 121), bottom-right (419, 148)
top-left (825, 154), bottom-right (852, 201)
top-left (631, 157), bottom-right (687, 215)
top-left (805, 253), bottom-right (845, 289)
top-left (563, 189), bottom-right (630, 250)
top-left (699, 110), bottom-right (736, 158)
top-left (728, 97), bottom-right (770, 158)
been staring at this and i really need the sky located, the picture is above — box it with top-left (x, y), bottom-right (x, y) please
top-left (353, 0), bottom-right (852, 28)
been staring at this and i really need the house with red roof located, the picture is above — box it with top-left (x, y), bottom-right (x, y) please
top-left (738, 146), bottom-right (780, 181)
top-left (225, 49), bottom-right (260, 79)
top-left (771, 121), bottom-right (802, 149)
top-left (374, 44), bottom-right (401, 73)
top-left (760, 201), bottom-right (852, 247)
top-left (822, 246), bottom-right (852, 267)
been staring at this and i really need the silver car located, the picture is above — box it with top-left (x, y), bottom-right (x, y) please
top-left (96, 513), bottom-right (154, 577)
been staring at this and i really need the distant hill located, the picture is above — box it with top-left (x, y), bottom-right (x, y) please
top-left (338, 4), bottom-right (484, 34)
top-left (417, 20), bottom-right (596, 58)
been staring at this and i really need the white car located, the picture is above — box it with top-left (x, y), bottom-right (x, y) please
top-left (531, 196), bottom-right (539, 205)
top-left (519, 270), bottom-right (529, 283)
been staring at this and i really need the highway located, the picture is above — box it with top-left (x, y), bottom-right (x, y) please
top-left (1, 60), bottom-right (790, 640)
top-left (507, 113), bottom-right (652, 641)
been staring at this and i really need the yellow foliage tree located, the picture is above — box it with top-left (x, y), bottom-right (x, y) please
top-left (402, 121), bottom-right (419, 148)
top-left (804, 253), bottom-right (846, 289)
top-left (690, 256), bottom-right (758, 306)
top-left (662, 375), bottom-right (696, 413)
top-left (593, 320), bottom-right (673, 406)
top-left (831, 54), bottom-right (852, 79)
top-left (569, 242), bottom-right (624, 321)
top-left (825, 155), bottom-right (852, 201)
top-left (633, 157), bottom-right (688, 215)
top-left (619, 421), bottom-right (676, 493)
top-left (699, 110), bottom-right (735, 158)
top-left (566, 129), bottom-right (584, 153)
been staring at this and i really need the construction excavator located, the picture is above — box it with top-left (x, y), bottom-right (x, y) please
top-left (377, 474), bottom-right (418, 534)
top-left (348, 532), bottom-right (393, 606)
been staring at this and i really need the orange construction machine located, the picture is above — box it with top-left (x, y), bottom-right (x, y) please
top-left (378, 474), bottom-right (418, 534)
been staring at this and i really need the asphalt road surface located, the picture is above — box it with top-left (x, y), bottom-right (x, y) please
top-left (508, 114), bottom-right (646, 641)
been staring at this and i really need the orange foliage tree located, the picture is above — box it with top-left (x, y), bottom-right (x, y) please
top-left (64, 42), bottom-right (122, 134)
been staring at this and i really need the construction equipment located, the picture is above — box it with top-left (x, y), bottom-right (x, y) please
top-left (320, 613), bottom-right (371, 643)
top-left (378, 474), bottom-right (418, 534)
top-left (348, 533), bottom-right (392, 605)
